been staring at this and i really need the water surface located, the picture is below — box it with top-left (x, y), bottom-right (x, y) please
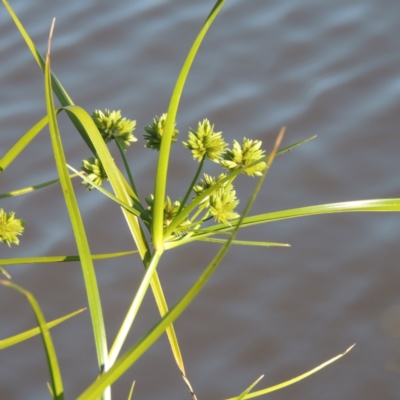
top-left (1, 1), bottom-right (400, 399)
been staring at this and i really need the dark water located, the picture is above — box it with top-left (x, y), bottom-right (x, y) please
top-left (1, 1), bottom-right (400, 399)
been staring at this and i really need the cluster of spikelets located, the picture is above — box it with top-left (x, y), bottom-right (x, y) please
top-left (1, 109), bottom-right (267, 247)
top-left (81, 110), bottom-right (267, 240)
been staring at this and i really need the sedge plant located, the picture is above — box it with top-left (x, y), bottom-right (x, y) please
top-left (1, 1), bottom-right (400, 399)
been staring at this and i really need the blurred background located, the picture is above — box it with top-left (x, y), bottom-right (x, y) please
top-left (1, 0), bottom-right (400, 399)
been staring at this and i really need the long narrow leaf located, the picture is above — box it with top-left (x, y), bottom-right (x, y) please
top-left (0, 250), bottom-right (138, 267)
top-left (3, 0), bottom-right (72, 104)
top-left (66, 164), bottom-right (142, 218)
top-left (165, 237), bottom-right (290, 250)
top-left (187, 238), bottom-right (289, 247)
top-left (275, 134), bottom-right (316, 157)
top-left (0, 174), bottom-right (79, 199)
top-left (0, 308), bottom-right (86, 350)
top-left (0, 114), bottom-right (54, 173)
top-left (195, 199), bottom-right (400, 237)
top-left (127, 381), bottom-right (135, 400)
top-left (0, 280), bottom-right (64, 399)
top-left (236, 375), bottom-right (264, 400)
top-left (153, 0), bottom-right (226, 249)
top-left (0, 267), bottom-right (11, 279)
top-left (225, 344), bottom-right (355, 400)
top-left (44, 21), bottom-right (108, 377)
top-left (3, 0), bottom-right (95, 153)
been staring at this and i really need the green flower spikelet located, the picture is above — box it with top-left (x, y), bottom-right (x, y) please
top-left (193, 173), bottom-right (239, 224)
top-left (209, 186), bottom-right (240, 224)
top-left (163, 197), bottom-right (182, 228)
top-left (183, 119), bottom-right (227, 162)
top-left (193, 173), bottom-right (231, 206)
top-left (92, 109), bottom-right (137, 151)
top-left (221, 137), bottom-right (267, 177)
top-left (81, 157), bottom-right (108, 190)
top-left (0, 209), bottom-right (25, 247)
top-left (144, 113), bottom-right (179, 151)
top-left (145, 195), bottom-right (190, 237)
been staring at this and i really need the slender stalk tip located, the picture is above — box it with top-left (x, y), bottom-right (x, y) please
top-left (267, 126), bottom-right (286, 167)
top-left (344, 343), bottom-right (356, 354)
top-left (46, 18), bottom-right (56, 59)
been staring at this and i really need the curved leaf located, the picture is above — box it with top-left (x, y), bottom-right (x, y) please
top-left (195, 199), bottom-right (400, 238)
top-left (0, 250), bottom-right (138, 267)
top-left (0, 280), bottom-right (64, 399)
top-left (225, 344), bottom-right (355, 399)
top-left (44, 24), bottom-right (108, 376)
top-left (0, 308), bottom-right (86, 350)
top-left (153, 0), bottom-right (226, 249)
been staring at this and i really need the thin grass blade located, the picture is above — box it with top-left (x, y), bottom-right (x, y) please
top-left (0, 267), bottom-right (11, 279)
top-left (127, 381), bottom-right (135, 400)
top-left (66, 164), bottom-right (142, 217)
top-left (0, 114), bottom-right (55, 173)
top-left (226, 344), bottom-right (355, 399)
top-left (0, 174), bottom-right (80, 199)
top-left (236, 375), bottom-right (264, 400)
top-left (0, 280), bottom-right (64, 399)
top-left (165, 237), bottom-right (290, 249)
top-left (0, 250), bottom-right (138, 267)
top-left (0, 308), bottom-right (86, 350)
top-left (275, 134), bottom-right (316, 156)
top-left (153, 0), bottom-right (226, 249)
top-left (197, 198), bottom-right (400, 237)
top-left (2, 0), bottom-right (96, 153)
top-left (193, 238), bottom-right (290, 247)
top-left (44, 21), bottom-right (108, 379)
top-left (3, 0), bottom-right (72, 104)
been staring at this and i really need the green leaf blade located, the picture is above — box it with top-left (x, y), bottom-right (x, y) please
top-left (153, 0), bottom-right (226, 249)
top-left (0, 308), bottom-right (86, 350)
top-left (44, 25), bottom-right (108, 377)
top-left (0, 280), bottom-right (64, 399)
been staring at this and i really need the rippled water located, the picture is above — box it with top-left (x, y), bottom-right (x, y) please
top-left (1, 1), bottom-right (400, 399)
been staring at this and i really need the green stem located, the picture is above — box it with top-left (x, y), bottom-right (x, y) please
top-left (109, 250), bottom-right (163, 366)
top-left (115, 139), bottom-right (140, 201)
top-left (177, 156), bottom-right (205, 214)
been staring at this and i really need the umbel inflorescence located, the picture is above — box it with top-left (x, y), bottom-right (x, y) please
top-left (1, 109), bottom-right (267, 248)
top-left (80, 110), bottom-right (267, 242)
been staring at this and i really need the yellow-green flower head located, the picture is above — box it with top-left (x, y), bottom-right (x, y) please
top-left (81, 157), bottom-right (108, 190)
top-left (0, 209), bottom-right (25, 247)
top-left (92, 109), bottom-right (137, 151)
top-left (145, 195), bottom-right (180, 228)
top-left (144, 113), bottom-right (179, 151)
top-left (193, 173), bottom-right (232, 206)
top-left (221, 137), bottom-right (267, 177)
top-left (209, 186), bottom-right (240, 225)
top-left (145, 195), bottom-right (189, 237)
top-left (183, 119), bottom-right (227, 162)
top-left (163, 197), bottom-right (181, 228)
